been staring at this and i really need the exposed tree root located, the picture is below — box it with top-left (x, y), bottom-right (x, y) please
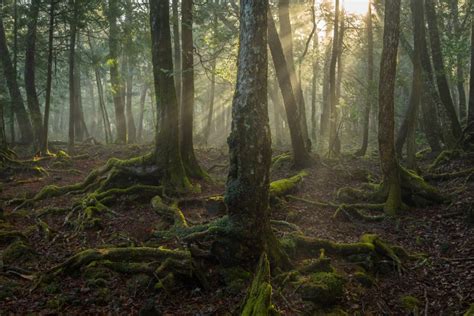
top-left (425, 167), bottom-right (474, 181)
top-left (428, 149), bottom-right (463, 171)
top-left (1, 149), bottom-right (48, 178)
top-left (271, 152), bottom-right (292, 170)
top-left (270, 171), bottom-right (308, 198)
top-left (241, 253), bottom-right (278, 316)
top-left (0, 231), bottom-right (27, 245)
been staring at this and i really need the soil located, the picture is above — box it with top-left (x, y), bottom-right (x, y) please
top-left (0, 143), bottom-right (472, 315)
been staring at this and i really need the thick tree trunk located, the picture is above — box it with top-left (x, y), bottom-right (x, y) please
top-left (24, 0), bottom-right (43, 150)
top-left (0, 2), bottom-right (34, 144)
top-left (180, 0), bottom-right (204, 178)
top-left (42, 0), bottom-right (55, 153)
top-left (278, 0), bottom-right (311, 151)
top-left (150, 0), bottom-right (190, 191)
top-left (378, 0), bottom-right (402, 215)
top-left (68, 0), bottom-right (77, 152)
top-left (108, 0), bottom-right (127, 144)
top-left (425, 0), bottom-right (462, 139)
top-left (222, 0), bottom-right (283, 266)
top-left (469, 8), bottom-right (474, 126)
top-left (268, 13), bottom-right (312, 167)
top-left (356, 1), bottom-right (373, 157)
top-left (172, 0), bottom-right (181, 108)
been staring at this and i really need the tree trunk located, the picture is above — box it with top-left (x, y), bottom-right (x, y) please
top-left (180, 0), bottom-right (205, 178)
top-left (108, 0), bottom-right (127, 144)
top-left (268, 12), bottom-right (312, 167)
top-left (469, 7), bottom-right (474, 127)
top-left (356, 1), bottom-right (373, 157)
top-left (137, 84), bottom-right (148, 141)
top-left (425, 0), bottom-right (462, 139)
top-left (450, 0), bottom-right (467, 123)
top-left (221, 0), bottom-right (284, 267)
top-left (0, 1), bottom-right (34, 144)
top-left (320, 38), bottom-right (332, 138)
top-left (278, 0), bottom-right (311, 151)
top-left (24, 0), bottom-right (43, 151)
top-left (378, 0), bottom-right (402, 215)
top-left (172, 0), bottom-right (181, 108)
top-left (68, 0), bottom-right (77, 152)
top-left (204, 59), bottom-right (216, 146)
top-left (150, 0), bottom-right (190, 191)
top-left (310, 27), bottom-right (319, 144)
top-left (328, 0), bottom-right (339, 156)
top-left (42, 0), bottom-right (55, 153)
top-left (125, 0), bottom-right (136, 143)
top-left (269, 79), bottom-right (285, 147)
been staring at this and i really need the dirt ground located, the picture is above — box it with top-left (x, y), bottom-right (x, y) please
top-left (0, 143), bottom-right (472, 315)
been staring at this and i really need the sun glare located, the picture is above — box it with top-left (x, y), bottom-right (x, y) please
top-left (343, 0), bottom-right (370, 15)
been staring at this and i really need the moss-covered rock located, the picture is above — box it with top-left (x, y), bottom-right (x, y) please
top-left (400, 295), bottom-right (420, 314)
top-left (297, 272), bottom-right (346, 307)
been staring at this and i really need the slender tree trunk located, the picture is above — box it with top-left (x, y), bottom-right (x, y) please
top-left (74, 53), bottom-right (86, 141)
top-left (137, 84), bottom-right (148, 141)
top-left (108, 0), bottom-right (127, 143)
top-left (278, 0), bottom-right (311, 151)
top-left (24, 0), bottom-right (43, 151)
top-left (150, 0), bottom-right (190, 191)
top-left (320, 38), bottom-right (332, 138)
top-left (10, 0), bottom-right (17, 143)
top-left (378, 0), bottom-right (402, 215)
top-left (221, 0), bottom-right (285, 266)
top-left (95, 69), bottom-right (112, 143)
top-left (172, 0), bottom-right (181, 108)
top-left (68, 0), bottom-right (77, 152)
top-left (204, 59), bottom-right (216, 146)
top-left (42, 0), bottom-right (55, 153)
top-left (268, 12), bottom-right (312, 167)
top-left (356, 1), bottom-right (373, 157)
top-left (124, 0), bottom-right (136, 143)
top-left (328, 0), bottom-right (339, 156)
top-left (0, 1), bottom-right (34, 144)
top-left (425, 0), bottom-right (462, 139)
top-left (310, 28), bottom-right (319, 144)
top-left (180, 0), bottom-right (204, 178)
top-left (269, 79), bottom-right (285, 146)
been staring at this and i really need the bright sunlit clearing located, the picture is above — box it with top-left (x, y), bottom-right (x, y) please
top-left (343, 0), bottom-right (370, 15)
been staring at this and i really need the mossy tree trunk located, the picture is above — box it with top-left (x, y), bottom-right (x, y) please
top-left (150, 0), bottom-right (190, 192)
top-left (425, 0), bottom-right (462, 140)
top-left (107, 0), bottom-right (127, 144)
top-left (24, 0), bottom-right (44, 151)
top-left (378, 0), bottom-right (402, 215)
top-left (0, 0), bottom-right (34, 144)
top-left (223, 0), bottom-right (281, 265)
top-left (180, 0), bottom-right (205, 179)
top-left (357, 0), bottom-right (373, 157)
top-left (268, 13), bottom-right (312, 168)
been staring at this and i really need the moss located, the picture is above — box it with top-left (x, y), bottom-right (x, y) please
top-left (299, 256), bottom-right (334, 274)
top-left (55, 150), bottom-right (71, 160)
top-left (270, 171), bottom-right (308, 197)
top-left (220, 266), bottom-right (252, 293)
top-left (151, 195), bottom-right (187, 228)
top-left (464, 304), bottom-right (474, 316)
top-left (353, 271), bottom-right (374, 288)
top-left (241, 253), bottom-right (278, 316)
top-left (271, 153), bottom-right (292, 170)
top-left (400, 295), bottom-right (420, 313)
top-left (2, 240), bottom-right (36, 264)
top-left (428, 149), bottom-right (462, 171)
top-left (297, 272), bottom-right (346, 306)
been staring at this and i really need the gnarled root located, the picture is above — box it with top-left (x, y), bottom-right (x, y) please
top-left (425, 167), bottom-right (474, 181)
top-left (0, 149), bottom-right (47, 178)
top-left (241, 253), bottom-right (278, 316)
top-left (270, 171), bottom-right (308, 198)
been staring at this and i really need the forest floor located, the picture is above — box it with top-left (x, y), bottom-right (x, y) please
top-left (0, 143), bottom-right (473, 315)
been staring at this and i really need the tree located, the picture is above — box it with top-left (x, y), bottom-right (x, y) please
top-left (468, 2), bottom-right (474, 127)
top-left (328, 0), bottom-right (340, 156)
top-left (42, 0), bottom-right (56, 154)
top-left (24, 0), bottom-right (44, 151)
top-left (356, 0), bottom-right (374, 157)
top-left (0, 0), bottom-right (34, 144)
top-left (378, 0), bottom-right (402, 215)
top-left (124, 0), bottom-right (136, 143)
top-left (180, 0), bottom-right (206, 179)
top-left (107, 0), bottom-right (127, 143)
top-left (268, 12), bottom-right (312, 167)
top-left (150, 0), bottom-right (191, 191)
top-left (68, 0), bottom-right (77, 152)
top-left (221, 0), bottom-right (286, 266)
top-left (425, 0), bottom-right (462, 140)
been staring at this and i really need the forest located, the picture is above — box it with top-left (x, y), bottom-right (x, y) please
top-left (0, 0), bottom-right (473, 314)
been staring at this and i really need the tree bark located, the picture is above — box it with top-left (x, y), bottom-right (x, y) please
top-left (180, 0), bottom-right (204, 178)
top-left (425, 0), bottom-right (462, 139)
top-left (108, 0), bottom-right (127, 143)
top-left (124, 0), bottom-right (136, 143)
top-left (0, 1), bottom-right (34, 144)
top-left (172, 0), bottom-right (181, 108)
top-left (268, 12), bottom-right (312, 167)
top-left (24, 0), bottom-right (43, 150)
top-left (320, 38), bottom-right (332, 138)
top-left (356, 1), bottom-right (373, 157)
top-left (469, 5), bottom-right (474, 127)
top-left (278, 0), bottom-right (311, 151)
top-left (42, 0), bottom-right (55, 153)
top-left (222, 0), bottom-right (282, 266)
top-left (68, 0), bottom-right (77, 152)
top-left (378, 0), bottom-right (402, 215)
top-left (328, 0), bottom-right (340, 156)
top-left (310, 32), bottom-right (319, 144)
top-left (150, 0), bottom-right (190, 191)
top-left (137, 84), bottom-right (148, 141)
